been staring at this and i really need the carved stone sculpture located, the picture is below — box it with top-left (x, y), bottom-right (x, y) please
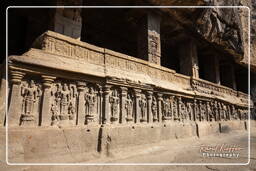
top-left (51, 82), bottom-right (77, 126)
top-left (139, 94), bottom-right (147, 122)
top-left (199, 101), bottom-right (206, 121)
top-left (186, 102), bottom-right (193, 121)
top-left (206, 102), bottom-right (214, 121)
top-left (179, 97), bottom-right (187, 121)
top-left (230, 105), bottom-right (237, 120)
top-left (20, 80), bottom-right (41, 125)
top-left (110, 89), bottom-right (120, 123)
top-left (152, 96), bottom-right (158, 122)
top-left (84, 86), bottom-right (97, 124)
top-left (125, 94), bottom-right (133, 122)
top-left (162, 96), bottom-right (172, 121)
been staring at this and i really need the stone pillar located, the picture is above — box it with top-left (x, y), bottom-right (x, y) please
top-left (77, 81), bottom-right (86, 125)
top-left (51, 2), bottom-right (82, 39)
top-left (0, 66), bottom-right (6, 126)
top-left (120, 87), bottom-right (128, 124)
top-left (146, 91), bottom-right (153, 123)
top-left (41, 75), bottom-right (56, 126)
top-left (98, 85), bottom-right (103, 124)
top-left (179, 39), bottom-right (199, 78)
top-left (102, 85), bottom-right (111, 124)
top-left (220, 62), bottom-right (237, 90)
top-left (157, 93), bottom-right (163, 122)
top-left (193, 99), bottom-right (197, 121)
top-left (137, 12), bottom-right (161, 65)
top-left (8, 70), bottom-right (25, 127)
top-left (134, 89), bottom-right (141, 123)
top-left (204, 55), bottom-right (220, 84)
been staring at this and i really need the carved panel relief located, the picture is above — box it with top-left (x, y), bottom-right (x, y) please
top-left (139, 93), bottom-right (147, 122)
top-left (110, 88), bottom-right (120, 123)
top-left (50, 81), bottom-right (77, 126)
top-left (162, 96), bottom-right (172, 121)
top-left (152, 96), bottom-right (158, 122)
top-left (125, 91), bottom-right (134, 122)
top-left (20, 80), bottom-right (42, 126)
top-left (84, 84), bottom-right (99, 124)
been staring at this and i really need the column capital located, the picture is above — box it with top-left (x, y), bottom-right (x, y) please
top-left (157, 93), bottom-right (163, 100)
top-left (10, 70), bottom-right (25, 84)
top-left (120, 86), bottom-right (128, 96)
top-left (77, 81), bottom-right (86, 92)
top-left (133, 88), bottom-right (141, 97)
top-left (41, 75), bottom-right (56, 88)
top-left (146, 90), bottom-right (153, 99)
top-left (103, 85), bottom-right (111, 94)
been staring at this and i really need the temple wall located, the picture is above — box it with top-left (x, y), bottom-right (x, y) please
top-left (5, 120), bottom-right (250, 163)
top-left (4, 31), bottom-right (253, 163)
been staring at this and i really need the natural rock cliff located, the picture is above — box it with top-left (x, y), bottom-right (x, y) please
top-left (146, 0), bottom-right (256, 71)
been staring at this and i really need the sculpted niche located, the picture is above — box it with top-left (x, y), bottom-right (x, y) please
top-left (50, 82), bottom-right (77, 126)
top-left (84, 85), bottom-right (98, 124)
top-left (20, 80), bottom-right (42, 126)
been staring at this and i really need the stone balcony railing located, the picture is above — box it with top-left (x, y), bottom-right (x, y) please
top-left (4, 31), bottom-right (251, 128)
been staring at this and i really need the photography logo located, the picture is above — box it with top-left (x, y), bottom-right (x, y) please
top-left (200, 144), bottom-right (244, 158)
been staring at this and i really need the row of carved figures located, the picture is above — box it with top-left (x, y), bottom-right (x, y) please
top-left (17, 79), bottom-right (249, 126)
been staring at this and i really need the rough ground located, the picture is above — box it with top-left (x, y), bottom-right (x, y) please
top-left (0, 129), bottom-right (255, 171)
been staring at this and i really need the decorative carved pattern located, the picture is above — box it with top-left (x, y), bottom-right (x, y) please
top-left (20, 80), bottom-right (42, 125)
top-left (148, 34), bottom-right (159, 64)
top-left (50, 82), bottom-right (77, 126)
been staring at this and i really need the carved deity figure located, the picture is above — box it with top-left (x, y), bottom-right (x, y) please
top-left (199, 101), bottom-right (206, 121)
top-left (125, 94), bottom-right (133, 122)
top-left (20, 80), bottom-right (41, 125)
top-left (152, 96), bottom-right (158, 122)
top-left (213, 101), bottom-right (219, 121)
top-left (172, 97), bottom-right (179, 121)
top-left (59, 83), bottom-right (71, 119)
top-left (84, 86), bottom-right (97, 123)
top-left (186, 102), bottom-right (193, 121)
top-left (110, 89), bottom-right (120, 123)
top-left (207, 102), bottom-right (214, 121)
top-left (139, 94), bottom-right (147, 122)
top-left (162, 96), bottom-right (172, 121)
top-left (194, 100), bottom-right (200, 121)
top-left (51, 83), bottom-right (77, 126)
top-left (231, 105), bottom-right (238, 120)
top-left (221, 103), bottom-right (228, 121)
top-left (218, 102), bottom-right (224, 121)
top-left (179, 97), bottom-right (187, 121)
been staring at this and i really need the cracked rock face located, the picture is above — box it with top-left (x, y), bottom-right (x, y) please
top-left (195, 0), bottom-right (255, 70)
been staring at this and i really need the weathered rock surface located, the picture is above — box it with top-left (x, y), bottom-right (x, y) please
top-left (146, 0), bottom-right (256, 71)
